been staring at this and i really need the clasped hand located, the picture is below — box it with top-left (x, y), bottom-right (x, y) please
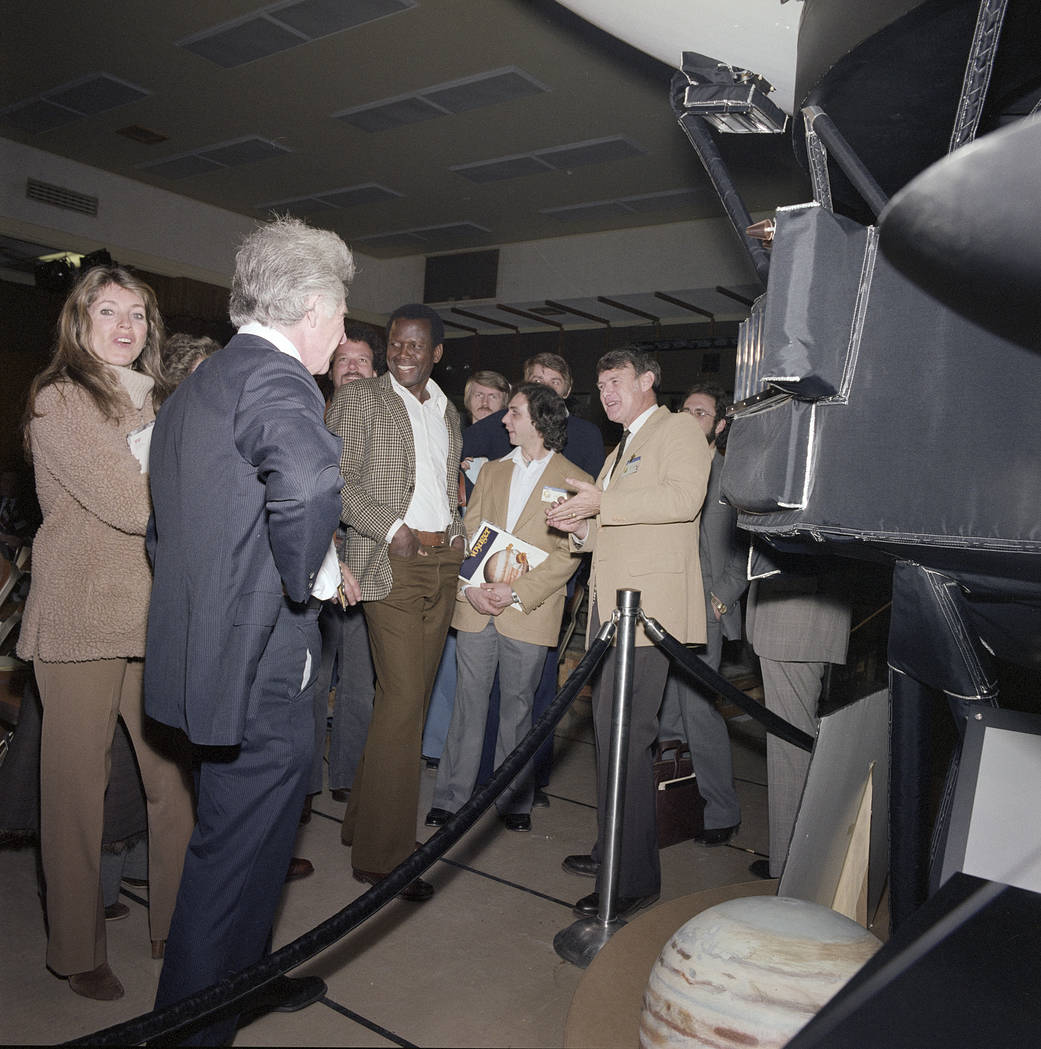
top-left (465, 581), bottom-right (514, 616)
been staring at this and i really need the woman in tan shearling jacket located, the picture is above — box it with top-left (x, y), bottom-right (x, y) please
top-left (19, 266), bottom-right (194, 1001)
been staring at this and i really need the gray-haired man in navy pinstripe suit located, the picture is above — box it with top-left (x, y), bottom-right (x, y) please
top-left (147, 217), bottom-right (358, 1040)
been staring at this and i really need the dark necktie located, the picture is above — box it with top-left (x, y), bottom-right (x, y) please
top-left (609, 430), bottom-right (630, 480)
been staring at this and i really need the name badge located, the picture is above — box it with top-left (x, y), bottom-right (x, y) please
top-left (622, 456), bottom-right (641, 476)
top-left (541, 485), bottom-right (569, 503)
top-left (127, 421), bottom-right (154, 474)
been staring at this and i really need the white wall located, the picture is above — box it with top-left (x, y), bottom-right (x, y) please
top-left (497, 217), bottom-right (758, 303)
top-left (2, 138), bottom-right (759, 322)
top-left (0, 138), bottom-right (417, 323)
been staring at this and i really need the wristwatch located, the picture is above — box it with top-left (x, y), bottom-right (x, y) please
top-left (511, 589), bottom-right (522, 608)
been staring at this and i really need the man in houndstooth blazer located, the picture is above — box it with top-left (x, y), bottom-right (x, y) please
top-left (326, 304), bottom-right (465, 901)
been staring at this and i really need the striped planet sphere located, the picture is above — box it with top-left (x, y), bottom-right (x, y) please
top-left (640, 895), bottom-right (882, 1048)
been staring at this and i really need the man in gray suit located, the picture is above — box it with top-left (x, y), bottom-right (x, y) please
top-left (658, 384), bottom-right (745, 843)
top-left (745, 550), bottom-right (851, 878)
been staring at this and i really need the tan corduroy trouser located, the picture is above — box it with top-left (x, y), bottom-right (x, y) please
top-left (36, 658), bottom-right (194, 975)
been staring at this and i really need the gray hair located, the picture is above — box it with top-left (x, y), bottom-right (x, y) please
top-left (229, 215), bottom-right (356, 328)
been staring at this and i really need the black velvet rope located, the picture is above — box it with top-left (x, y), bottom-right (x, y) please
top-left (640, 611), bottom-right (815, 752)
top-left (67, 629), bottom-right (615, 1046)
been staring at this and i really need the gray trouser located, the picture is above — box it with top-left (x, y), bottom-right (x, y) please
top-left (657, 622), bottom-right (741, 831)
top-left (309, 602), bottom-right (374, 793)
top-left (433, 621), bottom-right (545, 815)
top-left (759, 657), bottom-right (823, 877)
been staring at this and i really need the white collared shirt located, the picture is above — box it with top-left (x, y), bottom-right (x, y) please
top-left (601, 403), bottom-right (656, 491)
top-left (505, 445), bottom-right (554, 532)
top-left (238, 322), bottom-right (340, 601)
top-left (389, 372), bottom-right (452, 534)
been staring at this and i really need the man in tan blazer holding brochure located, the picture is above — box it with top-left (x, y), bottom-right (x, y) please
top-left (547, 347), bottom-right (711, 919)
top-left (426, 383), bottom-right (592, 831)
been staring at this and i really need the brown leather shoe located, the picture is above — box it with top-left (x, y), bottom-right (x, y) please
top-left (352, 868), bottom-right (434, 902)
top-left (68, 962), bottom-right (124, 1001)
top-left (286, 857), bottom-right (315, 881)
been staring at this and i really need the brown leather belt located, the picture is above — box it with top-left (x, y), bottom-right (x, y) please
top-left (414, 529), bottom-right (448, 548)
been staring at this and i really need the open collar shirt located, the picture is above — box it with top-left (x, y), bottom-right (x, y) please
top-left (504, 445), bottom-right (554, 533)
top-left (389, 372), bottom-right (452, 534)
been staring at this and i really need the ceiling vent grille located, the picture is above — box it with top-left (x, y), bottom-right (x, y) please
top-left (180, 0), bottom-right (416, 68)
top-left (452, 136), bottom-right (644, 184)
top-left (26, 178), bottom-right (99, 216)
top-left (335, 68), bottom-right (548, 132)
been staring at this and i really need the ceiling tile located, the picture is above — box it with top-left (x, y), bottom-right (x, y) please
top-left (542, 200), bottom-right (632, 222)
top-left (198, 137), bottom-right (290, 167)
top-left (45, 74), bottom-right (149, 116)
top-left (318, 184), bottom-right (401, 208)
top-left (139, 154), bottom-right (225, 180)
top-left (421, 68), bottom-right (547, 114)
top-left (621, 188), bottom-right (708, 213)
top-left (2, 99), bottom-right (81, 133)
top-left (451, 155), bottom-right (553, 183)
top-left (335, 95), bottom-right (445, 132)
top-left (537, 136), bottom-right (644, 169)
top-left (272, 0), bottom-right (415, 37)
top-left (180, 16), bottom-right (304, 68)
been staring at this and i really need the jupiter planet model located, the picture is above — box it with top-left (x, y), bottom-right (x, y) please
top-left (640, 895), bottom-right (881, 1048)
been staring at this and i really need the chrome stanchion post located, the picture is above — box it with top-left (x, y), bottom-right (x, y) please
top-left (554, 589), bottom-right (640, 968)
top-left (598, 588), bottom-right (639, 924)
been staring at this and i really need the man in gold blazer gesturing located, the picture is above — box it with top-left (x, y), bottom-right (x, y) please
top-left (547, 347), bottom-right (711, 919)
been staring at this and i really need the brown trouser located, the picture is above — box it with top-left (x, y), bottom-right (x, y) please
top-left (342, 545), bottom-right (461, 873)
top-left (36, 658), bottom-right (194, 975)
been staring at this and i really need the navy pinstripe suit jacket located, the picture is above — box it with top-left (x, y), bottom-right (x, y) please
top-left (144, 334), bottom-right (343, 746)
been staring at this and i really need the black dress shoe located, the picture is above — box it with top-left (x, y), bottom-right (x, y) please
top-left (532, 789), bottom-right (550, 807)
top-left (562, 853), bottom-right (600, 878)
top-left (572, 890), bottom-right (659, 920)
top-left (104, 902), bottom-right (129, 921)
top-left (501, 812), bottom-right (531, 832)
top-left (330, 788), bottom-right (349, 803)
top-left (353, 868), bottom-right (435, 902)
top-left (425, 807), bottom-right (452, 827)
top-left (748, 858), bottom-right (773, 879)
top-left (239, 974), bottom-right (326, 1025)
top-left (695, 823), bottom-right (739, 846)
top-left (285, 856), bottom-right (314, 881)
top-left (269, 974), bottom-right (327, 1012)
